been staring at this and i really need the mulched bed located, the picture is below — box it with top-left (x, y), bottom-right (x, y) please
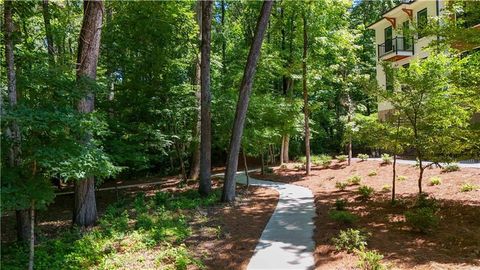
top-left (252, 160), bottom-right (480, 270)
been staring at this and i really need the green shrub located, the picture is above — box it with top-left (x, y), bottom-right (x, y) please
top-left (442, 163), bottom-right (460, 173)
top-left (279, 164), bottom-right (288, 170)
top-left (154, 191), bottom-right (171, 206)
top-left (328, 210), bottom-right (358, 224)
top-left (381, 185), bottom-right (391, 192)
top-left (332, 229), bottom-right (368, 252)
top-left (136, 213), bottom-right (154, 230)
top-left (358, 186), bottom-right (374, 200)
top-left (397, 175), bottom-right (407, 181)
top-left (313, 154), bottom-right (332, 167)
top-left (367, 170), bottom-right (377, 177)
top-left (356, 249), bottom-right (386, 270)
top-left (263, 167), bottom-right (274, 174)
top-left (335, 181), bottom-right (348, 191)
top-left (337, 155), bottom-right (348, 162)
top-left (357, 154), bottom-right (369, 161)
top-left (428, 176), bottom-right (442, 186)
top-left (134, 192), bottom-right (148, 213)
top-left (347, 175), bottom-right (362, 186)
top-left (414, 193), bottom-right (438, 210)
top-left (334, 199), bottom-right (347, 211)
top-left (460, 183), bottom-right (477, 192)
top-left (156, 244), bottom-right (203, 270)
top-left (405, 207), bottom-right (439, 233)
top-left (381, 153), bottom-right (392, 164)
top-left (298, 156), bottom-right (307, 164)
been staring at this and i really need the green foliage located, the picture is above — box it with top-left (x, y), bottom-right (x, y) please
top-left (337, 155), bottom-right (348, 162)
top-left (381, 185), bottom-right (391, 192)
top-left (460, 183), bottom-right (478, 192)
top-left (312, 154), bottom-right (333, 167)
top-left (357, 154), bottom-right (369, 161)
top-left (356, 249), bottom-right (386, 270)
top-left (367, 170), bottom-right (377, 177)
top-left (332, 229), bottom-right (368, 252)
top-left (329, 210), bottom-right (358, 224)
top-left (442, 163), bottom-right (460, 173)
top-left (397, 175), bottom-right (407, 181)
top-left (334, 199), bottom-right (347, 211)
top-left (1, 188), bottom-right (218, 269)
top-left (428, 177), bottom-right (442, 186)
top-left (347, 175), bottom-right (362, 186)
top-left (381, 154), bottom-right (392, 164)
top-left (405, 207), bottom-right (440, 234)
top-left (335, 181), bottom-right (348, 191)
top-left (358, 186), bottom-right (374, 200)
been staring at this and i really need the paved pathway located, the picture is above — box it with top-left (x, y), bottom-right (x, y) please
top-left (235, 173), bottom-right (316, 270)
top-left (364, 158), bottom-right (480, 169)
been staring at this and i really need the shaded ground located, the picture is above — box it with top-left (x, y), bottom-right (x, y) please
top-left (252, 160), bottom-right (480, 270)
top-left (1, 176), bottom-right (279, 269)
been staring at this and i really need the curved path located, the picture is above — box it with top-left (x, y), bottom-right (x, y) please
top-left (236, 173), bottom-right (316, 270)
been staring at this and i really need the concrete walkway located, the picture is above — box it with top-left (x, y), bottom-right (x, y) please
top-left (235, 173), bottom-right (316, 270)
top-left (364, 158), bottom-right (480, 169)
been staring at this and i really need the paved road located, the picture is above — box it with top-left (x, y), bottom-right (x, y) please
top-left (236, 173), bottom-right (316, 270)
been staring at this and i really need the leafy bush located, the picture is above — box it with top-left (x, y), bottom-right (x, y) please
top-left (134, 192), bottom-right (148, 213)
top-left (329, 210), bottom-right (358, 224)
top-left (428, 176), bottom-right (442, 186)
top-left (460, 183), bottom-right (478, 192)
top-left (298, 156), bottom-right (307, 164)
top-left (332, 229), bottom-right (368, 252)
top-left (337, 155), bottom-right (348, 162)
top-left (358, 186), bottom-right (374, 200)
top-left (313, 154), bottom-right (332, 167)
top-left (334, 199), bottom-right (347, 211)
top-left (397, 175), bottom-right (407, 181)
top-left (381, 153), bottom-right (392, 164)
top-left (279, 164), bottom-right (288, 170)
top-left (381, 185), bottom-right (391, 192)
top-left (405, 207), bottom-right (439, 233)
top-left (263, 167), bottom-right (274, 174)
top-left (442, 163), bottom-right (460, 173)
top-left (367, 170), bottom-right (377, 177)
top-left (136, 213), bottom-right (154, 230)
top-left (414, 193), bottom-right (438, 210)
top-left (356, 249), bottom-right (386, 270)
top-left (347, 175), bottom-right (362, 186)
top-left (154, 191), bottom-right (171, 206)
top-left (357, 154), bottom-right (369, 161)
top-left (335, 181), bottom-right (348, 191)
top-left (156, 243), bottom-right (203, 270)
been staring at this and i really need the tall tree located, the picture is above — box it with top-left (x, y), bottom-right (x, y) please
top-left (222, 0), bottom-right (274, 202)
top-left (73, 0), bottom-right (104, 227)
top-left (189, 1), bottom-right (202, 181)
top-left (4, 0), bottom-right (32, 243)
top-left (199, 0), bottom-right (213, 196)
top-left (302, 11), bottom-right (311, 175)
top-left (42, 0), bottom-right (55, 62)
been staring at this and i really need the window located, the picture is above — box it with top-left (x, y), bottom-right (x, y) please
top-left (417, 8), bottom-right (428, 38)
top-left (384, 26), bottom-right (393, 52)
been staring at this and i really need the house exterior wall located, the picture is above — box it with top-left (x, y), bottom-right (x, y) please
top-left (371, 0), bottom-right (445, 120)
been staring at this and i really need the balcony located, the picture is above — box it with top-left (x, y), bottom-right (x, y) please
top-left (378, 37), bottom-right (414, 61)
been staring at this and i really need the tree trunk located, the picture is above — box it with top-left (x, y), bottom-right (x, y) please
top-left (28, 201), bottom-right (35, 270)
top-left (243, 148), bottom-right (249, 188)
top-left (280, 136), bottom-right (285, 164)
top-left (188, 0), bottom-right (202, 181)
top-left (5, 0), bottom-right (31, 242)
top-left (418, 159), bottom-right (424, 194)
top-left (199, 0), bottom-right (213, 196)
top-left (392, 153), bottom-right (397, 203)
top-left (302, 13), bottom-right (311, 175)
top-left (175, 142), bottom-right (187, 183)
top-left (73, 0), bottom-right (104, 227)
top-left (222, 1), bottom-right (273, 202)
top-left (347, 113), bottom-right (352, 166)
top-left (283, 134), bottom-right (289, 162)
top-left (42, 0), bottom-right (55, 62)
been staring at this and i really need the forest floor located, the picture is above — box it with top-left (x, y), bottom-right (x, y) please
top-left (1, 176), bottom-right (278, 269)
top-left (252, 160), bottom-right (480, 270)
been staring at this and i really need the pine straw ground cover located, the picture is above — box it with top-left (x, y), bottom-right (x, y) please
top-left (253, 160), bottom-right (480, 270)
top-left (1, 177), bottom-right (278, 270)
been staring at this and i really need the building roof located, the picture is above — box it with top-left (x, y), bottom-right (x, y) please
top-left (367, 0), bottom-right (417, 29)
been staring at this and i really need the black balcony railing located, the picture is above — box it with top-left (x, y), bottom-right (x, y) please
top-left (378, 37), bottom-right (414, 59)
